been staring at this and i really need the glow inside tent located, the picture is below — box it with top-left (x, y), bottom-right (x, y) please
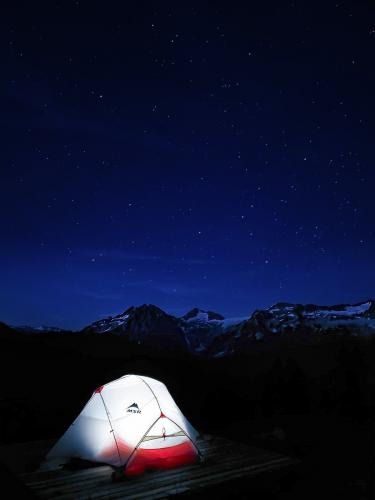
top-left (45, 374), bottom-right (200, 475)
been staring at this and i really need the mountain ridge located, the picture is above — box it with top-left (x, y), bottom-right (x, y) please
top-left (209, 299), bottom-right (375, 357)
top-left (5, 298), bottom-right (375, 356)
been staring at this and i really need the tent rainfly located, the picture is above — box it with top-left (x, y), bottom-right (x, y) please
top-left (44, 374), bottom-right (201, 476)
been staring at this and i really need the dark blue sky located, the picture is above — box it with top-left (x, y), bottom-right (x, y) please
top-left (1, 1), bottom-right (375, 329)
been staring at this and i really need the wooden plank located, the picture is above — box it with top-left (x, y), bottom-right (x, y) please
top-left (50, 457), bottom-right (295, 500)
top-left (88, 454), bottom-right (287, 500)
top-left (24, 466), bottom-right (113, 487)
top-left (28, 451), bottom-right (250, 499)
top-left (27, 454), bottom-right (287, 500)
top-left (25, 448), bottom-right (226, 493)
top-left (121, 457), bottom-right (297, 500)
top-left (31, 442), bottom-right (268, 492)
top-left (21, 437), bottom-right (222, 484)
top-left (24, 438), bottom-right (239, 489)
top-left (22, 436), bottom-right (269, 487)
top-left (28, 450), bottom-right (275, 500)
top-left (17, 436), bottom-right (297, 500)
top-left (133, 458), bottom-right (297, 500)
top-left (49, 451), bottom-right (283, 500)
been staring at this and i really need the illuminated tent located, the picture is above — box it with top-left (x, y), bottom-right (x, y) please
top-left (44, 374), bottom-right (201, 476)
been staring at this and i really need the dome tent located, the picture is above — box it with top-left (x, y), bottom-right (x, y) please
top-left (44, 374), bottom-right (201, 476)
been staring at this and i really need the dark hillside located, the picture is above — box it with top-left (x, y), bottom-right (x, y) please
top-left (0, 323), bottom-right (374, 498)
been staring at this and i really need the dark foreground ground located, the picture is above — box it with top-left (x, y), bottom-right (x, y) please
top-left (0, 326), bottom-right (374, 498)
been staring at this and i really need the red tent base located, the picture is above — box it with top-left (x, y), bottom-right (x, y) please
top-left (125, 441), bottom-right (198, 476)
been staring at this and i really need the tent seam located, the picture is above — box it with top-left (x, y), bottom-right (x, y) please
top-left (136, 375), bottom-right (162, 413)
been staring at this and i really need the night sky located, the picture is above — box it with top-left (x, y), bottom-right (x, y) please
top-left (1, 2), bottom-right (375, 329)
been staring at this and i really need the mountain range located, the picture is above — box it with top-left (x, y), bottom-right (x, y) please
top-left (80, 304), bottom-right (246, 352)
top-left (5, 299), bottom-right (375, 357)
top-left (208, 300), bottom-right (375, 357)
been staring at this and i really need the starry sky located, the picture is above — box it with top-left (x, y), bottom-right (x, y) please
top-left (1, 1), bottom-right (375, 329)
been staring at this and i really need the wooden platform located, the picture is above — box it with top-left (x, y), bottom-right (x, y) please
top-left (17, 435), bottom-right (298, 499)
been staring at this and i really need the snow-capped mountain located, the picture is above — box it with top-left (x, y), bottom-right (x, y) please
top-left (209, 300), bottom-right (375, 357)
top-left (246, 300), bottom-right (375, 334)
top-left (82, 304), bottom-right (189, 351)
top-left (4, 299), bottom-right (374, 357)
top-left (181, 308), bottom-right (225, 322)
top-left (81, 304), bottom-right (246, 353)
top-left (178, 308), bottom-right (247, 352)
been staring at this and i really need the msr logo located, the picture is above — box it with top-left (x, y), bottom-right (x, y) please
top-left (126, 402), bottom-right (141, 414)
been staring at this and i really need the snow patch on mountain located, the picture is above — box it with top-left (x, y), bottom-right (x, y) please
top-left (264, 300), bottom-right (375, 331)
top-left (178, 308), bottom-right (247, 352)
top-left (221, 317), bottom-right (248, 328)
top-left (303, 301), bottom-right (371, 318)
top-left (208, 300), bottom-right (375, 358)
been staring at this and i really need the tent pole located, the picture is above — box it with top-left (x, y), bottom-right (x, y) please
top-left (123, 415), bottom-right (161, 471)
top-left (164, 415), bottom-right (203, 457)
top-left (99, 393), bottom-right (123, 467)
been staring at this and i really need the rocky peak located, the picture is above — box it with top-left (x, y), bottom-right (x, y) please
top-left (181, 308), bottom-right (225, 322)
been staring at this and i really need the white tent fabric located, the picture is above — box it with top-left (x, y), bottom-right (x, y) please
top-left (45, 374), bottom-right (200, 474)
